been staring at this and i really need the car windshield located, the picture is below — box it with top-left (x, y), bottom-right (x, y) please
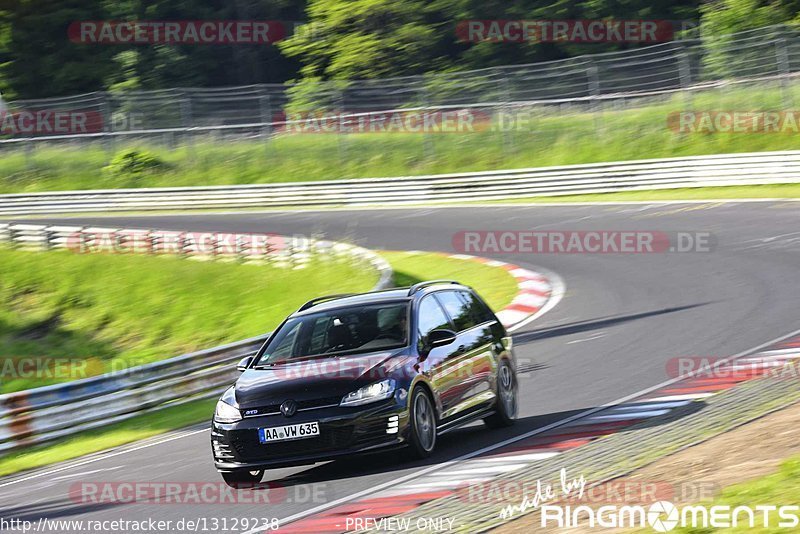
top-left (255, 301), bottom-right (409, 365)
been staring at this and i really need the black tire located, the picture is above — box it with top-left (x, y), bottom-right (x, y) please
top-left (406, 386), bottom-right (437, 459)
top-left (220, 469), bottom-right (264, 488)
top-left (484, 360), bottom-right (517, 428)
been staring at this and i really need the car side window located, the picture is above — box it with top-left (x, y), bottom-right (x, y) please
top-left (417, 296), bottom-right (451, 349)
top-left (458, 290), bottom-right (496, 325)
top-left (435, 290), bottom-right (476, 332)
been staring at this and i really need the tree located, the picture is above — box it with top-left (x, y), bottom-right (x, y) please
top-left (0, 0), bottom-right (117, 99)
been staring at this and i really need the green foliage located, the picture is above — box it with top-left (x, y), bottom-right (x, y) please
top-left (0, 246), bottom-right (377, 392)
top-left (4, 82), bottom-right (800, 194)
top-left (103, 149), bottom-right (168, 176)
top-left (0, 0), bottom-right (305, 98)
top-left (698, 0), bottom-right (796, 78)
top-left (0, 0), bottom-right (705, 99)
top-left (661, 453), bottom-right (800, 533)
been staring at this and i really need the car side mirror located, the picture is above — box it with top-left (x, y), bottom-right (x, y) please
top-left (429, 329), bottom-right (457, 348)
top-left (237, 355), bottom-right (253, 372)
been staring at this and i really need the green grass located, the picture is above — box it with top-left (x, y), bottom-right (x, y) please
top-left (380, 251), bottom-right (519, 312)
top-left (0, 250), bottom-right (520, 477)
top-left (0, 247), bottom-right (377, 392)
top-left (644, 454), bottom-right (800, 533)
top-left (479, 183), bottom-right (800, 204)
top-left (4, 83), bottom-right (800, 194)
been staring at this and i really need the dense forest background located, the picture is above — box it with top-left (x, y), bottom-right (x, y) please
top-left (0, 0), bottom-right (797, 99)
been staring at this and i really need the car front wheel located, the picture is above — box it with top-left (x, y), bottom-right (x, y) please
top-left (407, 386), bottom-right (437, 458)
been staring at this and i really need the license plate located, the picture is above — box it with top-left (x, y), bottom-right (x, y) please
top-left (258, 422), bottom-right (320, 444)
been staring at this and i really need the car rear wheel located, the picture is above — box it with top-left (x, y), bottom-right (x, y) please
top-left (407, 387), bottom-right (437, 459)
top-left (484, 360), bottom-right (517, 428)
top-left (221, 470), bottom-right (264, 488)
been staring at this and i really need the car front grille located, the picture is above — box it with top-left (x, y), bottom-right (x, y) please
top-left (229, 425), bottom-right (354, 461)
top-left (243, 396), bottom-right (342, 417)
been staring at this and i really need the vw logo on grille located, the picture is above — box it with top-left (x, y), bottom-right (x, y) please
top-left (280, 400), bottom-right (298, 417)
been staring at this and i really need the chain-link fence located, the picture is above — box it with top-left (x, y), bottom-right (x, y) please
top-left (3, 24), bottom-right (800, 171)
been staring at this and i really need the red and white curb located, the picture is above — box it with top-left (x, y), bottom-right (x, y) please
top-left (446, 254), bottom-right (563, 333)
top-left (272, 332), bottom-right (800, 534)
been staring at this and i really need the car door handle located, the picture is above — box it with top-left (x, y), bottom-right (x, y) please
top-left (456, 344), bottom-right (466, 353)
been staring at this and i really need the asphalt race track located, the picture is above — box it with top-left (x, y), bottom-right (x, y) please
top-left (2, 200), bottom-right (799, 531)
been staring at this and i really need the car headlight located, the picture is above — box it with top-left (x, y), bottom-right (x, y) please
top-left (214, 387), bottom-right (242, 423)
top-left (340, 379), bottom-right (396, 407)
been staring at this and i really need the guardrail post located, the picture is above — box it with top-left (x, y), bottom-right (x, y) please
top-left (677, 45), bottom-right (693, 107)
top-left (0, 223), bottom-right (9, 245)
top-left (335, 85), bottom-right (348, 168)
top-left (497, 71), bottom-right (514, 158)
top-left (236, 233), bottom-right (246, 263)
top-left (80, 229), bottom-right (91, 253)
top-left (24, 142), bottom-right (33, 170)
top-left (180, 91), bottom-right (195, 160)
top-left (776, 37), bottom-right (793, 108)
top-left (177, 232), bottom-right (188, 259)
top-left (44, 228), bottom-right (55, 250)
top-left (100, 92), bottom-right (114, 160)
top-left (7, 224), bottom-right (18, 247)
top-left (587, 61), bottom-right (603, 136)
top-left (147, 230), bottom-right (156, 254)
top-left (259, 90), bottom-right (272, 142)
top-left (420, 84), bottom-right (434, 160)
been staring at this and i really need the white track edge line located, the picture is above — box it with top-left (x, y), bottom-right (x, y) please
top-left (0, 428), bottom-right (208, 489)
top-left (255, 325), bottom-right (800, 532)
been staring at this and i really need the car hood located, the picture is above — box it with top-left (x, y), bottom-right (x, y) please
top-left (234, 349), bottom-right (408, 409)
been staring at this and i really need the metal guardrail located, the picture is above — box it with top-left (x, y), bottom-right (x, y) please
top-left (3, 24), bottom-right (800, 142)
top-left (1, 151), bottom-right (800, 216)
top-left (0, 225), bottom-right (393, 454)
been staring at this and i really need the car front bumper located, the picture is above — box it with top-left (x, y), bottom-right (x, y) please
top-left (212, 399), bottom-right (409, 472)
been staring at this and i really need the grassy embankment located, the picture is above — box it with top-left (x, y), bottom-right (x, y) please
top-left (0, 248), bottom-right (519, 476)
top-left (3, 83), bottom-right (800, 195)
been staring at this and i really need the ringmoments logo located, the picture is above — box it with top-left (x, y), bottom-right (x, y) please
top-left (540, 501), bottom-right (800, 530)
top-left (497, 468), bottom-right (799, 531)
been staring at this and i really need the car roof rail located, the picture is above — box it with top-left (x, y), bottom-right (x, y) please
top-left (407, 280), bottom-right (460, 296)
top-left (298, 294), bottom-right (358, 312)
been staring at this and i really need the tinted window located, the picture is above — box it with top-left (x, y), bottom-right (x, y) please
top-left (459, 291), bottom-right (496, 325)
top-left (435, 291), bottom-right (476, 331)
top-left (255, 302), bottom-right (409, 364)
top-left (417, 296), bottom-right (452, 346)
